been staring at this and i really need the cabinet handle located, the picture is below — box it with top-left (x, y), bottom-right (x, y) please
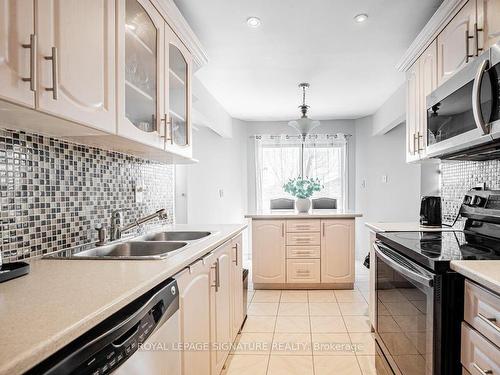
top-left (160, 114), bottom-right (172, 146)
top-left (478, 313), bottom-right (500, 332)
top-left (216, 258), bottom-right (220, 290)
top-left (211, 260), bottom-right (220, 292)
top-left (474, 23), bottom-right (483, 56)
top-left (44, 47), bottom-right (58, 100)
top-left (417, 132), bottom-right (424, 152)
top-left (21, 34), bottom-right (37, 92)
top-left (322, 222), bottom-right (325, 237)
top-left (413, 133), bottom-right (418, 155)
top-left (465, 29), bottom-right (474, 63)
top-left (281, 223), bottom-right (285, 237)
top-left (472, 363), bottom-right (493, 375)
top-left (233, 243), bottom-right (238, 265)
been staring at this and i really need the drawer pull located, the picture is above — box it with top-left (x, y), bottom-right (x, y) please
top-left (478, 313), bottom-right (500, 332)
top-left (472, 363), bottom-right (493, 375)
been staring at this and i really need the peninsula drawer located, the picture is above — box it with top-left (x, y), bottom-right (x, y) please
top-left (461, 323), bottom-right (500, 375)
top-left (287, 246), bottom-right (320, 259)
top-left (286, 232), bottom-right (321, 246)
top-left (286, 259), bottom-right (320, 283)
top-left (464, 280), bottom-right (500, 347)
top-left (286, 220), bottom-right (321, 233)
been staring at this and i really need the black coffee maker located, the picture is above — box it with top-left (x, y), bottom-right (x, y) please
top-left (420, 196), bottom-right (442, 227)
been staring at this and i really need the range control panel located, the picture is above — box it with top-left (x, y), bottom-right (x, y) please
top-left (461, 189), bottom-right (500, 223)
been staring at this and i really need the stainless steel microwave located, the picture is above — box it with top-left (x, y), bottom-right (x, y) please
top-left (426, 43), bottom-right (500, 160)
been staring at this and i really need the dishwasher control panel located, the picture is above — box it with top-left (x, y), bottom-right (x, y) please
top-left (80, 304), bottom-right (162, 375)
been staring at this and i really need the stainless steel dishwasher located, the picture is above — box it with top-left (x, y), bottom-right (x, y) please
top-left (28, 278), bottom-right (180, 375)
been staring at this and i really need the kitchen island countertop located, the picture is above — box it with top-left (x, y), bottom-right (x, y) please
top-left (0, 223), bottom-right (246, 375)
top-left (245, 209), bottom-right (362, 219)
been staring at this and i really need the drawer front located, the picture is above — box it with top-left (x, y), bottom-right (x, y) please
top-left (286, 259), bottom-right (320, 283)
top-left (286, 220), bottom-right (320, 233)
top-left (464, 280), bottom-right (500, 347)
top-left (461, 323), bottom-right (500, 375)
top-left (286, 246), bottom-right (321, 259)
top-left (286, 232), bottom-right (321, 246)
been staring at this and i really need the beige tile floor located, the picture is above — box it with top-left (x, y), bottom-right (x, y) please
top-left (222, 262), bottom-right (390, 375)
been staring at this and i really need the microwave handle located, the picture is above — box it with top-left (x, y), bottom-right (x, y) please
top-left (472, 59), bottom-right (490, 135)
top-left (373, 242), bottom-right (433, 288)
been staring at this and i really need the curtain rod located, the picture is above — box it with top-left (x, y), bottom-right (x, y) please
top-left (248, 134), bottom-right (352, 139)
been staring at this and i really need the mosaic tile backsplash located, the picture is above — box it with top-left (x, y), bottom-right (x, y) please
top-left (0, 129), bottom-right (174, 263)
top-left (441, 159), bottom-right (500, 223)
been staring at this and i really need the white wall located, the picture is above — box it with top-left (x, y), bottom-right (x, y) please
top-left (181, 119), bottom-right (248, 224)
top-left (354, 117), bottom-right (421, 260)
top-left (192, 77), bottom-right (233, 138)
top-left (245, 120), bottom-right (357, 212)
top-left (371, 83), bottom-right (406, 136)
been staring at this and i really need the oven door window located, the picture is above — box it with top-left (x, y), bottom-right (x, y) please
top-left (376, 256), bottom-right (434, 375)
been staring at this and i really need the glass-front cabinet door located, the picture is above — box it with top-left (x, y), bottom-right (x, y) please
top-left (164, 25), bottom-right (192, 157)
top-left (117, 0), bottom-right (165, 149)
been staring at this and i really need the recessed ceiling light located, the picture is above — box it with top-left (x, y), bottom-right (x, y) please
top-left (246, 16), bottom-right (262, 28)
top-left (354, 13), bottom-right (368, 23)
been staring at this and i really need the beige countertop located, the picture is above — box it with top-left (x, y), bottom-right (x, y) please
top-left (245, 209), bottom-right (362, 219)
top-left (365, 221), bottom-right (459, 233)
top-left (0, 223), bottom-right (246, 375)
top-left (451, 260), bottom-right (500, 295)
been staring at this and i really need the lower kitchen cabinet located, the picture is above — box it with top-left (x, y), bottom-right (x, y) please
top-left (252, 220), bottom-right (286, 284)
top-left (210, 242), bottom-right (232, 375)
top-left (176, 235), bottom-right (244, 375)
top-left (230, 234), bottom-right (244, 339)
top-left (176, 256), bottom-right (213, 375)
top-left (320, 219), bottom-right (355, 285)
top-left (286, 259), bottom-right (321, 283)
top-left (251, 218), bottom-right (356, 289)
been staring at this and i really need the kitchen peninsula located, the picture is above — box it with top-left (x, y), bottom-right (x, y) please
top-left (245, 210), bottom-right (362, 289)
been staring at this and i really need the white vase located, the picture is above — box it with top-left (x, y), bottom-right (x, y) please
top-left (295, 198), bottom-right (311, 213)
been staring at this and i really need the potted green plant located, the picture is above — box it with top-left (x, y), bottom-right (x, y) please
top-left (283, 177), bottom-right (323, 213)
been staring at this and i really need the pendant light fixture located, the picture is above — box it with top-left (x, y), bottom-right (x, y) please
top-left (288, 83), bottom-right (320, 140)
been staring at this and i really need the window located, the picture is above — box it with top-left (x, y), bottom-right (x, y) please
top-left (254, 134), bottom-right (348, 211)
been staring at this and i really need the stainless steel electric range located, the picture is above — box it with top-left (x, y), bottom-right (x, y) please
top-left (374, 189), bottom-right (500, 375)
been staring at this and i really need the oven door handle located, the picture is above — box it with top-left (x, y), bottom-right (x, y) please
top-left (472, 58), bottom-right (490, 135)
top-left (374, 243), bottom-right (434, 288)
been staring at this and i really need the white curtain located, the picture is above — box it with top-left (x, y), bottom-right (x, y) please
top-left (254, 134), bottom-right (349, 211)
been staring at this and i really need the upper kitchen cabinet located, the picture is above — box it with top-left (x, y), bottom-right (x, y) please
top-left (164, 24), bottom-right (192, 157)
top-left (116, 0), bottom-right (165, 149)
top-left (477, 0), bottom-right (500, 50)
top-left (437, 0), bottom-right (476, 86)
top-left (0, 0), bottom-right (35, 108)
top-left (36, 0), bottom-right (116, 133)
top-left (406, 61), bottom-right (420, 163)
top-left (417, 39), bottom-right (438, 159)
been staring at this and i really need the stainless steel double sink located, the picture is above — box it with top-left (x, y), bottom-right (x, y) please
top-left (69, 231), bottom-right (213, 260)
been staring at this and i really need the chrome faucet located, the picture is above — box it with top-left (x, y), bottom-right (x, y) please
top-left (109, 208), bottom-right (169, 242)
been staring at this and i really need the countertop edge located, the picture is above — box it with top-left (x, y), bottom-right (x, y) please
top-left (365, 222), bottom-right (458, 233)
top-left (0, 224), bottom-right (247, 375)
top-left (450, 260), bottom-right (500, 295)
top-left (245, 213), bottom-right (362, 219)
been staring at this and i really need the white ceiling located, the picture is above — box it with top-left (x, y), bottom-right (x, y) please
top-left (174, 0), bottom-right (442, 121)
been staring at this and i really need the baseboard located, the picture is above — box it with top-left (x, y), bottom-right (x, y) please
top-left (253, 282), bottom-right (354, 290)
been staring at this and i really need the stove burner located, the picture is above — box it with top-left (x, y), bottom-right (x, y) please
top-left (420, 242), bottom-right (443, 254)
